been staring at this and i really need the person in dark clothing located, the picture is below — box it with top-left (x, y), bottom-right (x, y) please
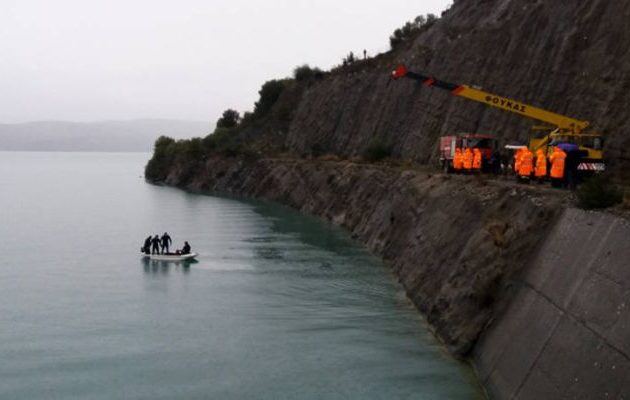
top-left (565, 149), bottom-right (582, 190)
top-left (142, 236), bottom-right (152, 255)
top-left (181, 241), bottom-right (191, 255)
top-left (160, 232), bottom-right (172, 254)
top-left (151, 235), bottom-right (161, 255)
top-left (501, 152), bottom-right (511, 177)
top-left (490, 150), bottom-right (502, 175)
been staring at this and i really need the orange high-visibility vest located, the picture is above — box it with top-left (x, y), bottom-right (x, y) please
top-left (535, 149), bottom-right (547, 178)
top-left (463, 148), bottom-right (473, 170)
top-left (549, 148), bottom-right (567, 179)
top-left (519, 149), bottom-right (534, 177)
top-left (514, 149), bottom-right (523, 173)
top-left (453, 148), bottom-right (463, 170)
top-left (472, 149), bottom-right (482, 170)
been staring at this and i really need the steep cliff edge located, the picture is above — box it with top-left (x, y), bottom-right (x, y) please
top-left (155, 158), bottom-right (630, 399)
top-left (161, 158), bottom-right (564, 356)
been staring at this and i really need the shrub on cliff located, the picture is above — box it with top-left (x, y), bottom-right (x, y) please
top-left (145, 135), bottom-right (177, 180)
top-left (390, 13), bottom-right (438, 49)
top-left (202, 126), bottom-right (251, 157)
top-left (293, 64), bottom-right (323, 81)
top-left (216, 109), bottom-right (240, 129)
top-left (203, 127), bottom-right (236, 151)
top-left (154, 135), bottom-right (175, 151)
top-left (363, 138), bottom-right (392, 162)
top-left (254, 79), bottom-right (288, 118)
top-left (182, 137), bottom-right (205, 161)
top-left (577, 175), bottom-right (623, 209)
top-left (240, 111), bottom-right (254, 127)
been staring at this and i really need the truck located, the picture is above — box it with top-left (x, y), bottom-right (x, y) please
top-left (392, 65), bottom-right (605, 173)
top-left (439, 133), bottom-right (498, 172)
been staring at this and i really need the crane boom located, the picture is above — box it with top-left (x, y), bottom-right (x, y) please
top-left (391, 65), bottom-right (605, 171)
top-left (392, 65), bottom-right (590, 134)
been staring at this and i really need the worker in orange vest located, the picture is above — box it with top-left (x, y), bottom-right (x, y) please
top-left (534, 149), bottom-right (547, 183)
top-left (513, 148), bottom-right (523, 175)
top-left (463, 148), bottom-right (474, 172)
top-left (453, 148), bottom-right (463, 171)
top-left (518, 148), bottom-right (534, 181)
top-left (549, 146), bottom-right (567, 188)
top-left (472, 148), bottom-right (482, 172)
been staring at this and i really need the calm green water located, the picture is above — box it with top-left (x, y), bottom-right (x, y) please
top-left (0, 152), bottom-right (483, 399)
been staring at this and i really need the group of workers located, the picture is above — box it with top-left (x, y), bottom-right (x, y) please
top-left (513, 147), bottom-right (559, 186)
top-left (512, 146), bottom-right (581, 188)
top-left (452, 147), bottom-right (485, 172)
top-left (142, 232), bottom-right (191, 255)
top-left (451, 145), bottom-right (580, 189)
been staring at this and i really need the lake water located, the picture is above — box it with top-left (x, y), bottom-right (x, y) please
top-left (0, 152), bottom-right (484, 399)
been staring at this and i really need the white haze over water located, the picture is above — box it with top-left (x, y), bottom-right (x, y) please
top-left (1, 0), bottom-right (451, 124)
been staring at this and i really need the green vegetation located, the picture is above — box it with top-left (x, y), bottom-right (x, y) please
top-left (293, 64), bottom-right (323, 81)
top-left (145, 136), bottom-right (202, 180)
top-left (216, 109), bottom-right (240, 129)
top-left (390, 14), bottom-right (438, 49)
top-left (143, 10), bottom-right (448, 183)
top-left (145, 136), bottom-right (176, 179)
top-left (254, 79), bottom-right (289, 118)
top-left (577, 175), bottom-right (623, 210)
top-left (145, 73), bottom-right (299, 181)
top-left (363, 137), bottom-right (392, 162)
top-left (205, 127), bottom-right (244, 157)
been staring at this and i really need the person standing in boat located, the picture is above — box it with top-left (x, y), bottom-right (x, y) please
top-left (151, 235), bottom-right (161, 255)
top-left (160, 232), bottom-right (172, 254)
top-left (142, 235), bottom-right (152, 255)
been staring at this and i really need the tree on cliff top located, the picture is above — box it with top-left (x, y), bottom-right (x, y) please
top-left (293, 64), bottom-right (323, 81)
top-left (390, 13), bottom-right (438, 49)
top-left (216, 109), bottom-right (240, 129)
top-left (145, 136), bottom-right (176, 180)
top-left (253, 79), bottom-right (287, 118)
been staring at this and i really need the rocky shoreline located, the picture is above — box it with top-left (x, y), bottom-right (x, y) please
top-left (157, 157), bottom-right (563, 353)
top-left (151, 156), bottom-right (630, 399)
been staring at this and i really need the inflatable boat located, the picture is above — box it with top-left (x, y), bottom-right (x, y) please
top-left (142, 252), bottom-right (198, 261)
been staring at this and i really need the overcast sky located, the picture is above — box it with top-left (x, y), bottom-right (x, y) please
top-left (1, 0), bottom-right (451, 124)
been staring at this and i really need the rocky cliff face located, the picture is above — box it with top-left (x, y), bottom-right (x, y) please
top-left (163, 158), bottom-right (564, 356)
top-left (157, 158), bottom-right (630, 399)
top-left (146, 2), bottom-right (630, 398)
top-left (285, 0), bottom-right (630, 181)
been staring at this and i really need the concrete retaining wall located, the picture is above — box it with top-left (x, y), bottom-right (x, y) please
top-left (475, 209), bottom-right (630, 399)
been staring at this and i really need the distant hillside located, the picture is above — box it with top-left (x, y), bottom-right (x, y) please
top-left (0, 119), bottom-right (211, 152)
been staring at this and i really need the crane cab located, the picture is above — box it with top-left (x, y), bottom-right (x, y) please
top-left (529, 132), bottom-right (605, 172)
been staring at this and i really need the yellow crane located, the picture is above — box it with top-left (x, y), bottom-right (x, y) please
top-left (392, 65), bottom-right (605, 172)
